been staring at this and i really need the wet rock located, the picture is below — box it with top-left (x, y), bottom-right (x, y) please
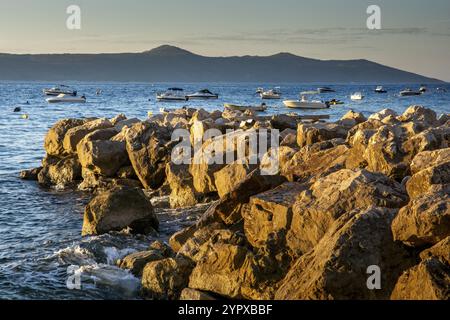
top-left (214, 159), bottom-right (258, 198)
top-left (286, 169), bottom-right (408, 256)
top-left (19, 167), bottom-right (42, 180)
top-left (82, 187), bottom-right (158, 236)
top-left (392, 191), bottom-right (450, 247)
top-left (179, 288), bottom-right (216, 300)
top-left (391, 237), bottom-right (449, 300)
top-left (169, 225), bottom-right (197, 252)
top-left (118, 250), bottom-right (164, 276)
top-left (243, 182), bottom-right (307, 248)
top-left (125, 121), bottom-right (172, 190)
top-left (63, 118), bottom-right (113, 154)
top-left (297, 122), bottom-right (349, 147)
top-left (276, 207), bottom-right (413, 300)
top-left (44, 118), bottom-right (86, 156)
top-left (141, 256), bottom-right (194, 300)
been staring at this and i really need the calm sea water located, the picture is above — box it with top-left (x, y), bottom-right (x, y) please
top-left (0, 81), bottom-right (449, 299)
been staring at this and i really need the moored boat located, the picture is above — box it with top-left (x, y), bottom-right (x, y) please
top-left (186, 89), bottom-right (219, 99)
top-left (374, 86), bottom-right (387, 93)
top-left (43, 85), bottom-right (77, 96)
top-left (224, 103), bottom-right (268, 112)
top-left (400, 88), bottom-right (421, 96)
top-left (283, 99), bottom-right (329, 109)
top-left (317, 87), bottom-right (335, 93)
top-left (46, 94), bottom-right (86, 103)
top-left (156, 88), bottom-right (188, 101)
top-left (350, 92), bottom-right (364, 100)
top-left (260, 88), bottom-right (281, 99)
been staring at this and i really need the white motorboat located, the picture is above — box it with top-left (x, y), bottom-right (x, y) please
top-left (260, 88), bottom-right (281, 99)
top-left (224, 103), bottom-right (268, 112)
top-left (43, 85), bottom-right (77, 96)
top-left (156, 88), bottom-right (188, 101)
top-left (351, 92), bottom-right (364, 100)
top-left (283, 97), bottom-right (329, 109)
top-left (256, 87), bottom-right (264, 94)
top-left (317, 87), bottom-right (335, 93)
top-left (400, 88), bottom-right (421, 96)
top-left (419, 85), bottom-right (427, 93)
top-left (186, 89), bottom-right (219, 99)
top-left (374, 86), bottom-right (387, 93)
top-left (46, 94), bottom-right (86, 103)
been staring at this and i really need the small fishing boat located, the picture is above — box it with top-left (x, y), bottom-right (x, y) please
top-left (374, 86), bottom-right (387, 93)
top-left (317, 87), bottom-right (335, 93)
top-left (224, 103), bottom-right (268, 112)
top-left (256, 87), bottom-right (264, 94)
top-left (43, 85), bottom-right (77, 96)
top-left (260, 88), bottom-right (281, 99)
top-left (156, 88), bottom-right (188, 101)
top-left (301, 90), bottom-right (319, 95)
top-left (186, 89), bottom-right (219, 99)
top-left (400, 88), bottom-right (421, 96)
top-left (351, 92), bottom-right (364, 100)
top-left (46, 94), bottom-right (86, 103)
top-left (419, 85), bottom-right (427, 93)
top-left (283, 97), bottom-right (329, 109)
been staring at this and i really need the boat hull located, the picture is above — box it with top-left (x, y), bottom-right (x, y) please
top-left (46, 98), bottom-right (86, 103)
top-left (224, 103), bottom-right (267, 112)
top-left (283, 100), bottom-right (329, 109)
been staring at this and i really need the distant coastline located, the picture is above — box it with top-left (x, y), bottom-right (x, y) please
top-left (0, 45), bottom-right (443, 83)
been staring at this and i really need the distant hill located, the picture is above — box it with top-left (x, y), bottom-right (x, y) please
top-left (0, 45), bottom-right (443, 83)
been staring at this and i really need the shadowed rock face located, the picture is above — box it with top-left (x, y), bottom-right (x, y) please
top-left (82, 187), bottom-right (158, 236)
top-left (276, 207), bottom-right (415, 300)
top-left (391, 237), bottom-right (450, 300)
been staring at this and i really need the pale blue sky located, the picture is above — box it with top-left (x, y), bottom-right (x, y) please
top-left (0, 0), bottom-right (449, 80)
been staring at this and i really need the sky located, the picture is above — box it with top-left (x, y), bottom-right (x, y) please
top-left (0, 0), bottom-right (449, 81)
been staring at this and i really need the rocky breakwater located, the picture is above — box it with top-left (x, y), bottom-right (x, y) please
top-left (21, 105), bottom-right (449, 300)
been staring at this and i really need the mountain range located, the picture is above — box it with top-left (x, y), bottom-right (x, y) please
top-left (0, 45), bottom-right (443, 83)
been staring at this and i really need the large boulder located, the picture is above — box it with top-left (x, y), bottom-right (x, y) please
top-left (125, 121), bottom-right (172, 189)
top-left (391, 237), bottom-right (449, 300)
top-left (281, 143), bottom-right (349, 183)
top-left (82, 187), bottom-right (158, 236)
top-left (214, 169), bottom-right (287, 225)
top-left (165, 162), bottom-right (199, 208)
top-left (297, 122), bottom-right (348, 147)
top-left (38, 155), bottom-right (81, 187)
top-left (276, 207), bottom-right (413, 300)
top-left (398, 105), bottom-right (438, 126)
top-left (405, 161), bottom-right (449, 199)
top-left (214, 159), bottom-right (258, 198)
top-left (188, 243), bottom-right (259, 299)
top-left (286, 169), bottom-right (408, 256)
top-left (392, 191), bottom-right (450, 247)
top-left (410, 148), bottom-right (450, 175)
top-left (141, 257), bottom-right (194, 300)
top-left (243, 182), bottom-right (307, 248)
top-left (118, 250), bottom-right (165, 276)
top-left (44, 118), bottom-right (86, 156)
top-left (63, 118), bottom-right (112, 154)
top-left (77, 129), bottom-right (129, 177)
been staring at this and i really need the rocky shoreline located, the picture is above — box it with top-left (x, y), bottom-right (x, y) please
top-left (21, 105), bottom-right (449, 300)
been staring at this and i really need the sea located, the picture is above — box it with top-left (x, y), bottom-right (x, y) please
top-left (0, 81), bottom-right (449, 299)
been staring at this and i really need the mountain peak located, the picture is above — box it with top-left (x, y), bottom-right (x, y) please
top-left (143, 45), bottom-right (194, 56)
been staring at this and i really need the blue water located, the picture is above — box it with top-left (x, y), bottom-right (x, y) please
top-left (0, 81), bottom-right (449, 299)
